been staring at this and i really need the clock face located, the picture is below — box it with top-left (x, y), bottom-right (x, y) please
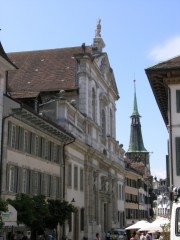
top-left (134, 153), bottom-right (145, 162)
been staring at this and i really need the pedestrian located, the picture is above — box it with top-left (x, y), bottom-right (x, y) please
top-left (145, 232), bottom-right (152, 240)
top-left (130, 233), bottom-right (135, 240)
top-left (96, 233), bottom-right (100, 240)
top-left (106, 231), bottom-right (111, 240)
top-left (140, 232), bottom-right (146, 240)
top-left (134, 231), bottom-right (140, 240)
top-left (11, 234), bottom-right (17, 240)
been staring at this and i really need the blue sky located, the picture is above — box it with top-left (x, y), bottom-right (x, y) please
top-left (1, 0), bottom-right (180, 179)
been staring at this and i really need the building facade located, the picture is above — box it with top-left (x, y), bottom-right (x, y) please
top-left (124, 81), bottom-right (153, 224)
top-left (125, 163), bottom-right (151, 226)
top-left (145, 57), bottom-right (180, 189)
top-left (152, 178), bottom-right (170, 218)
top-left (3, 21), bottom-right (125, 240)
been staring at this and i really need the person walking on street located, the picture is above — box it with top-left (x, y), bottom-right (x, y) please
top-left (96, 233), bottom-right (101, 240)
top-left (106, 231), bottom-right (111, 240)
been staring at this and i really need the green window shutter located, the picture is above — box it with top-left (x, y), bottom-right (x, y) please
top-left (176, 137), bottom-right (180, 175)
top-left (176, 90), bottom-right (180, 113)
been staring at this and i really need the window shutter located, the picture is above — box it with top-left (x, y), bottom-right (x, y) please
top-left (51, 176), bottom-right (56, 198)
top-left (38, 137), bottom-right (42, 158)
top-left (176, 137), bottom-right (180, 175)
top-left (176, 90), bottom-right (180, 113)
top-left (7, 121), bottom-right (12, 146)
top-left (15, 126), bottom-right (20, 149)
top-left (17, 167), bottom-right (22, 193)
top-left (31, 133), bottom-right (35, 155)
top-left (19, 127), bottom-right (24, 151)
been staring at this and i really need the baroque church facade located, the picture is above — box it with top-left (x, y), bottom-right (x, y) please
top-left (1, 20), bottom-right (125, 240)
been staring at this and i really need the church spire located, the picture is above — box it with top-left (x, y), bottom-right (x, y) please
top-left (126, 80), bottom-right (149, 168)
top-left (132, 80), bottom-right (140, 117)
top-left (127, 80), bottom-right (147, 153)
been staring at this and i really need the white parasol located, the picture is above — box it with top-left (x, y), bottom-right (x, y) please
top-left (138, 217), bottom-right (170, 232)
top-left (125, 220), bottom-right (150, 230)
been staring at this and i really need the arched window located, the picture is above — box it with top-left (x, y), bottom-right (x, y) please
top-left (92, 88), bottom-right (96, 121)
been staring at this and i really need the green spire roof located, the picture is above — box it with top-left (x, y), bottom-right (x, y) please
top-left (132, 80), bottom-right (140, 116)
top-left (127, 80), bottom-right (147, 153)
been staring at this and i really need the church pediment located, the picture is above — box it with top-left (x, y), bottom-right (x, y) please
top-left (94, 54), bottom-right (119, 99)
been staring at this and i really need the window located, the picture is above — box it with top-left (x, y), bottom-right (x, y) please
top-left (51, 143), bottom-right (57, 162)
top-left (31, 133), bottom-right (36, 155)
top-left (24, 130), bottom-right (30, 153)
top-left (35, 136), bottom-right (40, 157)
top-left (32, 171), bottom-right (41, 195)
top-left (22, 169), bottom-right (30, 194)
top-left (92, 88), bottom-right (96, 121)
top-left (47, 175), bottom-right (51, 197)
top-left (80, 168), bottom-right (84, 191)
top-left (80, 208), bottom-right (84, 231)
top-left (11, 125), bottom-right (16, 148)
top-left (101, 109), bottom-right (106, 137)
top-left (74, 166), bottom-right (78, 189)
top-left (119, 184), bottom-right (121, 200)
top-left (42, 139), bottom-right (50, 160)
top-left (176, 90), bottom-right (180, 113)
top-left (176, 137), bottom-right (180, 176)
top-left (56, 177), bottom-right (60, 198)
top-left (68, 164), bottom-right (72, 187)
top-left (8, 166), bottom-right (18, 192)
top-left (18, 126), bottom-right (24, 151)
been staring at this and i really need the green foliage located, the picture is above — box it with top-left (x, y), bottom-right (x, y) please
top-left (46, 199), bottom-right (77, 228)
top-left (0, 199), bottom-right (8, 212)
top-left (0, 198), bottom-right (8, 229)
top-left (8, 193), bottom-right (36, 226)
top-left (8, 194), bottom-right (77, 235)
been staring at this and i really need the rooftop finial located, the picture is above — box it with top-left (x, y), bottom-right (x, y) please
top-left (95, 19), bottom-right (101, 37)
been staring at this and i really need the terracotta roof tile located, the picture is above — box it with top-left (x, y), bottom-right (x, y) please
top-left (7, 46), bottom-right (92, 94)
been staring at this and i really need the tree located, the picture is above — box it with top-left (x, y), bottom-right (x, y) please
top-left (46, 199), bottom-right (77, 239)
top-left (46, 199), bottom-right (76, 228)
top-left (8, 194), bottom-right (77, 240)
top-left (8, 194), bottom-right (49, 239)
top-left (0, 199), bottom-right (8, 229)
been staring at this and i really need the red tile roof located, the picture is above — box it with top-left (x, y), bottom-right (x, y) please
top-left (7, 46), bottom-right (91, 94)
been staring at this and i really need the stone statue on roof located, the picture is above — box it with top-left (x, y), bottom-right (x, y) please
top-left (95, 19), bottom-right (101, 37)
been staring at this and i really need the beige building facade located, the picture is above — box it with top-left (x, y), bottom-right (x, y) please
top-left (0, 21), bottom-right (126, 240)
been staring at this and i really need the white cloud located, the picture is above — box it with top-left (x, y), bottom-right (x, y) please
top-left (148, 36), bottom-right (180, 62)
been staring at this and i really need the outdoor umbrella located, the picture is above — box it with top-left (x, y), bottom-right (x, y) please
top-left (138, 217), bottom-right (170, 232)
top-left (125, 220), bottom-right (150, 230)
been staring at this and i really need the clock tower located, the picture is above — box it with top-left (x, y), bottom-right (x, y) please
top-left (126, 80), bottom-right (150, 173)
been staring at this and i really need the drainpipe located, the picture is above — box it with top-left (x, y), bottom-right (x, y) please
top-left (62, 138), bottom-right (75, 240)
